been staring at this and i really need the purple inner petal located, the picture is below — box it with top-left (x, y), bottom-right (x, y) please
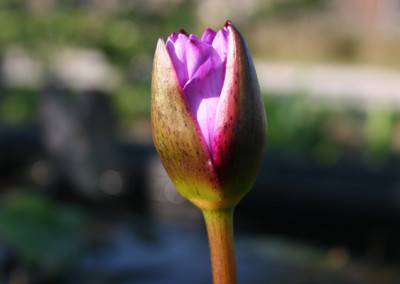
top-left (183, 51), bottom-right (223, 149)
top-left (212, 29), bottom-right (228, 63)
top-left (166, 33), bottom-right (189, 88)
top-left (166, 27), bottom-right (228, 152)
top-left (167, 32), bottom-right (179, 43)
top-left (185, 39), bottom-right (213, 80)
top-left (201, 28), bottom-right (217, 44)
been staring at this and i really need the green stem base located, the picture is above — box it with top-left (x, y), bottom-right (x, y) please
top-left (202, 208), bottom-right (237, 284)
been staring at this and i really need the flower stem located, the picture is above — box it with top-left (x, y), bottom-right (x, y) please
top-left (202, 207), bottom-right (237, 284)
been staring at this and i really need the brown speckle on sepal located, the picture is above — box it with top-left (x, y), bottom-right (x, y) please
top-left (212, 21), bottom-right (267, 202)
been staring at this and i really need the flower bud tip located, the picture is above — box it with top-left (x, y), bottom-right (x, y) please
top-left (178, 29), bottom-right (188, 36)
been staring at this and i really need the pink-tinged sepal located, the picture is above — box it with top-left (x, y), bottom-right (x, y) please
top-left (212, 21), bottom-right (267, 203)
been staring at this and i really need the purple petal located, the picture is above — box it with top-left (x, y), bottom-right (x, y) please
top-left (201, 28), bottom-right (217, 44)
top-left (188, 34), bottom-right (200, 41)
top-left (166, 33), bottom-right (189, 88)
top-left (183, 49), bottom-right (223, 149)
top-left (212, 29), bottom-right (228, 63)
top-left (167, 32), bottom-right (179, 43)
top-left (185, 38), bottom-right (213, 80)
top-left (165, 26), bottom-right (228, 152)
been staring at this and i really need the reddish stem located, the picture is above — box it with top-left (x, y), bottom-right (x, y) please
top-left (202, 208), bottom-right (237, 284)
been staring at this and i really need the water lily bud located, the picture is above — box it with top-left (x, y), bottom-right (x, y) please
top-left (151, 21), bottom-right (267, 210)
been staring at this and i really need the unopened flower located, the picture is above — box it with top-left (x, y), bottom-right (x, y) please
top-left (151, 21), bottom-right (267, 210)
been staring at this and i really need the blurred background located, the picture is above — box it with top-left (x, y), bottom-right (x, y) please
top-left (0, 0), bottom-right (400, 283)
